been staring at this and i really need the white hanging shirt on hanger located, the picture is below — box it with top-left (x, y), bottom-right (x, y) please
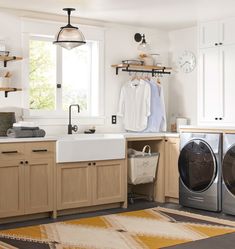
top-left (117, 79), bottom-right (151, 131)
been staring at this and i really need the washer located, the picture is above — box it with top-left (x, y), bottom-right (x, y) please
top-left (222, 134), bottom-right (235, 215)
top-left (178, 132), bottom-right (222, 212)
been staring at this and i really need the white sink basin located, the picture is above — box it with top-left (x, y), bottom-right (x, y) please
top-left (56, 133), bottom-right (126, 163)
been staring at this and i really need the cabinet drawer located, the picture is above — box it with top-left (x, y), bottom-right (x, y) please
top-left (25, 142), bottom-right (55, 159)
top-left (0, 143), bottom-right (25, 160)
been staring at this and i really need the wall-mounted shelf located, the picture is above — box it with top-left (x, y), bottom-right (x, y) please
top-left (111, 64), bottom-right (172, 76)
top-left (0, 87), bottom-right (22, 97)
top-left (0, 55), bottom-right (23, 67)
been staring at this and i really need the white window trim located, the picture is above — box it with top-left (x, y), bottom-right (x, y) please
top-left (21, 18), bottom-right (105, 123)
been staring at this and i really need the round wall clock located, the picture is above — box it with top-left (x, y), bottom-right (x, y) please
top-left (178, 50), bottom-right (196, 73)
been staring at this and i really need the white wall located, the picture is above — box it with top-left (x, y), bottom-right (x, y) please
top-left (0, 10), bottom-right (170, 135)
top-left (168, 27), bottom-right (197, 126)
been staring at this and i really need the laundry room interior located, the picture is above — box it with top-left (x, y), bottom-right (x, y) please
top-left (1, 1), bottom-right (235, 249)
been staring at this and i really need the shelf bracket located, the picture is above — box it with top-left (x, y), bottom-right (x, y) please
top-left (4, 88), bottom-right (17, 98)
top-left (3, 56), bottom-right (17, 68)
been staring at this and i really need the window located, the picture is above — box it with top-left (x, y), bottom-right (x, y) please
top-left (28, 35), bottom-right (100, 116)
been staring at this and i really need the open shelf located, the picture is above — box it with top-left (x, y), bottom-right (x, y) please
top-left (0, 87), bottom-right (22, 97)
top-left (0, 55), bottom-right (23, 67)
top-left (111, 63), bottom-right (172, 76)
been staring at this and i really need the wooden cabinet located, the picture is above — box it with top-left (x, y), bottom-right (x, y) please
top-left (164, 137), bottom-right (179, 199)
top-left (199, 18), bottom-right (235, 48)
top-left (0, 142), bottom-right (55, 218)
top-left (198, 19), bottom-right (235, 125)
top-left (57, 159), bottom-right (126, 210)
top-left (93, 160), bottom-right (125, 205)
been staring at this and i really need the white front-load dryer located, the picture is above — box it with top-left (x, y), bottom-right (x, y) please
top-left (178, 132), bottom-right (222, 212)
top-left (222, 134), bottom-right (235, 215)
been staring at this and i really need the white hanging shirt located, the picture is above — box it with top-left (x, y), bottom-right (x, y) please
top-left (157, 83), bottom-right (167, 131)
top-left (117, 79), bottom-right (151, 131)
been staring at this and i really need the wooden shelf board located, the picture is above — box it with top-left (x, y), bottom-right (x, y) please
top-left (0, 87), bottom-right (22, 91)
top-left (0, 56), bottom-right (23, 62)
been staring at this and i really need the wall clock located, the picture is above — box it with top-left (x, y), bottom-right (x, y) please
top-left (178, 50), bottom-right (196, 73)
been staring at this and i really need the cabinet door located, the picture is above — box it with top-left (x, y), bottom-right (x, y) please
top-left (92, 160), bottom-right (125, 205)
top-left (221, 44), bottom-right (235, 123)
top-left (0, 160), bottom-right (24, 218)
top-left (24, 158), bottom-right (53, 214)
top-left (221, 18), bottom-right (235, 45)
top-left (57, 163), bottom-right (92, 210)
top-left (199, 21), bottom-right (219, 48)
top-left (164, 138), bottom-right (180, 199)
top-left (198, 47), bottom-right (224, 123)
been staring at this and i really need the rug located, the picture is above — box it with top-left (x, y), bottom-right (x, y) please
top-left (0, 207), bottom-right (235, 249)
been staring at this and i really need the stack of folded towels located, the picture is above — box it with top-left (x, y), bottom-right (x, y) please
top-left (7, 121), bottom-right (46, 138)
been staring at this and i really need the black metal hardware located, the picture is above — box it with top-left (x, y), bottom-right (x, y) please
top-left (2, 150), bottom-right (18, 154)
top-left (25, 161), bottom-right (28, 164)
top-left (4, 88), bottom-right (18, 98)
top-left (88, 163), bottom-right (91, 166)
top-left (68, 104), bottom-right (80, 134)
top-left (219, 42), bottom-right (223, 45)
top-left (165, 139), bottom-right (168, 142)
top-left (32, 149), bottom-right (48, 152)
top-left (215, 117), bottom-right (218, 120)
top-left (116, 67), bottom-right (170, 76)
top-left (20, 161), bottom-right (24, 164)
top-left (93, 162), bottom-right (96, 166)
top-left (219, 117), bottom-right (223, 120)
top-left (215, 43), bottom-right (218, 46)
top-left (57, 84), bottom-right (62, 89)
top-left (3, 56), bottom-right (17, 67)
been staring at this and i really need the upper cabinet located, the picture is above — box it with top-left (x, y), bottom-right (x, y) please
top-left (199, 18), bottom-right (235, 48)
top-left (198, 18), bottom-right (235, 125)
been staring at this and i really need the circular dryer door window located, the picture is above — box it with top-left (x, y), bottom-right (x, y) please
top-left (222, 146), bottom-right (235, 195)
top-left (178, 139), bottom-right (217, 192)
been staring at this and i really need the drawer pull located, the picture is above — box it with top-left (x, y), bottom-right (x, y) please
top-left (2, 150), bottom-right (18, 154)
top-left (32, 149), bottom-right (48, 153)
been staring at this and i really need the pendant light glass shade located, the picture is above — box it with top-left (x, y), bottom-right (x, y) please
top-left (53, 8), bottom-right (86, 50)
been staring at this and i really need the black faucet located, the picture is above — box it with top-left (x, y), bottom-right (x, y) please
top-left (68, 104), bottom-right (80, 134)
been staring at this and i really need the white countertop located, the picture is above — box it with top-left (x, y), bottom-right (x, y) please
top-left (0, 132), bottom-right (179, 143)
top-left (180, 125), bottom-right (235, 132)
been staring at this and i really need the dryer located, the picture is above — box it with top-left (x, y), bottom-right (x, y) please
top-left (178, 132), bottom-right (222, 212)
top-left (222, 134), bottom-right (235, 215)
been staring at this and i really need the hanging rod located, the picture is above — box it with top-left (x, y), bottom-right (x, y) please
top-left (111, 63), bottom-right (171, 76)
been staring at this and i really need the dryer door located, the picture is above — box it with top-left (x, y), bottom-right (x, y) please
top-left (222, 146), bottom-right (235, 196)
top-left (178, 139), bottom-right (217, 192)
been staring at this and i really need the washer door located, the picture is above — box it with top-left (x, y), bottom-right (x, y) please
top-left (222, 145), bottom-right (235, 196)
top-left (178, 139), bottom-right (217, 192)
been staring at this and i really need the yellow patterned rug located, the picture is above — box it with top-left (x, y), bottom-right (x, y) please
top-left (0, 207), bottom-right (235, 249)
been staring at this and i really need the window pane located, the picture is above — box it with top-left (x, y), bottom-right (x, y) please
top-left (29, 39), bottom-right (56, 110)
top-left (62, 43), bottom-right (91, 112)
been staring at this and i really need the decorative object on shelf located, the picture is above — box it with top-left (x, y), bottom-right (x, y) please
top-left (0, 51), bottom-right (9, 56)
top-left (111, 63), bottom-right (171, 76)
top-left (134, 33), bottom-right (151, 52)
top-left (53, 8), bottom-right (86, 50)
top-left (139, 53), bottom-right (154, 66)
top-left (177, 50), bottom-right (196, 73)
top-left (122, 59), bottom-right (144, 65)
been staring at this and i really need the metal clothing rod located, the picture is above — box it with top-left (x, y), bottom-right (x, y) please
top-left (121, 68), bottom-right (171, 76)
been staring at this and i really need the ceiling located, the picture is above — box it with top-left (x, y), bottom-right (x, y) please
top-left (0, 0), bottom-right (235, 30)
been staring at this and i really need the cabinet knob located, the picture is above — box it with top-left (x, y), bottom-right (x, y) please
top-left (215, 43), bottom-right (218, 46)
top-left (219, 42), bottom-right (223, 45)
top-left (165, 139), bottom-right (168, 142)
top-left (88, 163), bottom-right (91, 166)
top-left (20, 161), bottom-right (24, 164)
top-left (219, 117), bottom-right (223, 120)
top-left (25, 161), bottom-right (28, 164)
top-left (93, 162), bottom-right (96, 166)
top-left (215, 117), bottom-right (218, 120)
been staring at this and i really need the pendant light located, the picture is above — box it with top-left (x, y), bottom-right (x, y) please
top-left (53, 8), bottom-right (86, 50)
top-left (134, 33), bottom-right (150, 52)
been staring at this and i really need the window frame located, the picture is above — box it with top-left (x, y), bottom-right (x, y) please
top-left (22, 18), bottom-right (105, 121)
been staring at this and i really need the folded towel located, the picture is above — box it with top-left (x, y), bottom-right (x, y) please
top-left (7, 128), bottom-right (46, 138)
top-left (13, 127), bottom-right (39, 131)
top-left (13, 121), bottom-right (36, 128)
